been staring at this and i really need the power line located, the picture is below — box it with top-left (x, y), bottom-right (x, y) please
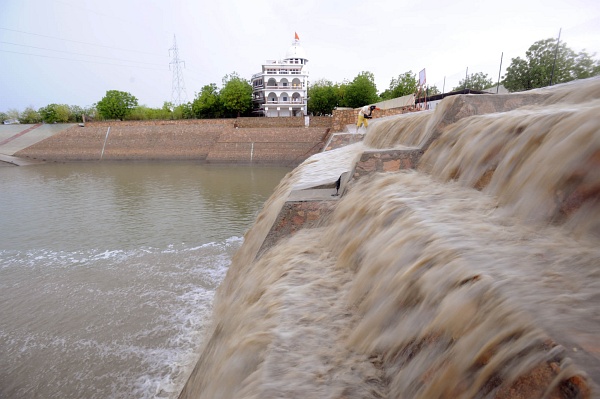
top-left (0, 27), bottom-right (165, 57)
top-left (50, 0), bottom-right (174, 37)
top-left (51, 0), bottom-right (137, 27)
top-left (0, 49), bottom-right (168, 71)
top-left (0, 41), bottom-right (166, 66)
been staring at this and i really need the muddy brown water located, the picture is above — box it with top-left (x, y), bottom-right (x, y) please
top-left (0, 162), bottom-right (291, 398)
top-left (183, 79), bottom-right (600, 398)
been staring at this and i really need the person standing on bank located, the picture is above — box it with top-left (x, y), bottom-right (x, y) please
top-left (356, 105), bottom-right (379, 133)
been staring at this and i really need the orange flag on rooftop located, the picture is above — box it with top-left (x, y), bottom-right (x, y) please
top-left (295, 32), bottom-right (300, 40)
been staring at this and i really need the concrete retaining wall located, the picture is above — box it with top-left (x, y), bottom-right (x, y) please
top-left (257, 199), bottom-right (337, 259)
top-left (207, 127), bottom-right (327, 164)
top-left (323, 133), bottom-right (365, 151)
top-left (87, 119), bottom-right (234, 127)
top-left (234, 116), bottom-right (332, 129)
top-left (235, 117), bottom-right (305, 128)
top-left (352, 148), bottom-right (424, 179)
top-left (16, 124), bottom-right (225, 161)
top-left (15, 123), bottom-right (329, 165)
top-left (331, 106), bottom-right (419, 132)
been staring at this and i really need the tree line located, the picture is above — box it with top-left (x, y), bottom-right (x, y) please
top-left (2, 37), bottom-right (599, 123)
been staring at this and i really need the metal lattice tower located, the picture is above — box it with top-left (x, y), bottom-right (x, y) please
top-left (169, 35), bottom-right (187, 106)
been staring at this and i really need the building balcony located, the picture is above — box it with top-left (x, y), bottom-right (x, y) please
top-left (264, 84), bottom-right (304, 90)
top-left (264, 70), bottom-right (302, 75)
top-left (254, 69), bottom-right (304, 78)
top-left (265, 99), bottom-right (305, 105)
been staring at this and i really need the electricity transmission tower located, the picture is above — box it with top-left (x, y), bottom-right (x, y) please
top-left (169, 35), bottom-right (188, 106)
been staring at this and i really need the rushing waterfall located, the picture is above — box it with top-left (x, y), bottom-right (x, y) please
top-left (180, 78), bottom-right (600, 399)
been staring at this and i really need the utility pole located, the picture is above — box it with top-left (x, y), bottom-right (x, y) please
top-left (169, 35), bottom-right (187, 106)
top-left (496, 52), bottom-right (503, 93)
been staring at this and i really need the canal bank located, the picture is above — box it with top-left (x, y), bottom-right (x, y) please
top-left (3, 117), bottom-right (335, 166)
top-left (1, 110), bottom-right (420, 166)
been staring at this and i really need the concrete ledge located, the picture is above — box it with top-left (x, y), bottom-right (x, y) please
top-left (257, 199), bottom-right (337, 260)
top-left (323, 133), bottom-right (365, 151)
top-left (353, 148), bottom-right (423, 179)
top-left (0, 153), bottom-right (45, 166)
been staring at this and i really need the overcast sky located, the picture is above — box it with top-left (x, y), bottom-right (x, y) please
top-left (1, 0), bottom-right (599, 112)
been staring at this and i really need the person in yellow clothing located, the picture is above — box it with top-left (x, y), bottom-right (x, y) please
top-left (356, 105), bottom-right (379, 133)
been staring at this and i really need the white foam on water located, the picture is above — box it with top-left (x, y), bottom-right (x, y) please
top-left (0, 237), bottom-right (241, 399)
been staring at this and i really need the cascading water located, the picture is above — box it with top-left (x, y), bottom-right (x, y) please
top-left (180, 78), bottom-right (600, 399)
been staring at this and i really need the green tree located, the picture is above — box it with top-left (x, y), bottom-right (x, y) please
top-left (380, 71), bottom-right (418, 100)
top-left (55, 104), bottom-right (70, 122)
top-left (38, 105), bottom-right (55, 123)
top-left (176, 102), bottom-right (194, 119)
top-left (128, 106), bottom-right (151, 120)
top-left (503, 38), bottom-right (600, 92)
top-left (128, 104), bottom-right (174, 120)
top-left (307, 79), bottom-right (340, 115)
top-left (0, 112), bottom-right (8, 123)
top-left (5, 109), bottom-right (20, 121)
top-left (417, 85), bottom-right (441, 99)
top-left (220, 73), bottom-right (252, 117)
top-left (96, 90), bottom-right (138, 120)
top-left (452, 72), bottom-right (494, 91)
top-left (344, 71), bottom-right (379, 109)
top-left (39, 104), bottom-right (70, 123)
top-left (160, 102), bottom-right (176, 119)
top-left (192, 84), bottom-right (223, 118)
top-left (336, 80), bottom-right (349, 107)
top-left (20, 106), bottom-right (42, 123)
top-left (571, 50), bottom-right (600, 79)
top-left (69, 105), bottom-right (85, 122)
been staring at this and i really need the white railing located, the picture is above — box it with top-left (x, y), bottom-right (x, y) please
top-left (265, 84), bottom-right (304, 89)
top-left (266, 99), bottom-right (305, 105)
top-left (264, 70), bottom-right (302, 75)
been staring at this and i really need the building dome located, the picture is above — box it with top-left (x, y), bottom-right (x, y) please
top-left (285, 41), bottom-right (307, 61)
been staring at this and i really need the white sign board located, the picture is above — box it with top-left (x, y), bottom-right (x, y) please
top-left (419, 69), bottom-right (426, 86)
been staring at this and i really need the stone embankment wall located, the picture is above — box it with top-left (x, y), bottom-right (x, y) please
top-left (235, 116), bottom-right (332, 129)
top-left (16, 124), bottom-right (225, 161)
top-left (88, 119), bottom-right (234, 127)
top-left (331, 106), bottom-right (419, 132)
top-left (15, 119), bottom-right (330, 165)
top-left (13, 105), bottom-right (429, 163)
top-left (206, 127), bottom-right (328, 164)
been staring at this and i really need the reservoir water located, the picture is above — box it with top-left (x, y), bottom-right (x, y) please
top-left (0, 162), bottom-right (290, 398)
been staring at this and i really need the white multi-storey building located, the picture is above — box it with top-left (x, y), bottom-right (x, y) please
top-left (251, 35), bottom-right (309, 117)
